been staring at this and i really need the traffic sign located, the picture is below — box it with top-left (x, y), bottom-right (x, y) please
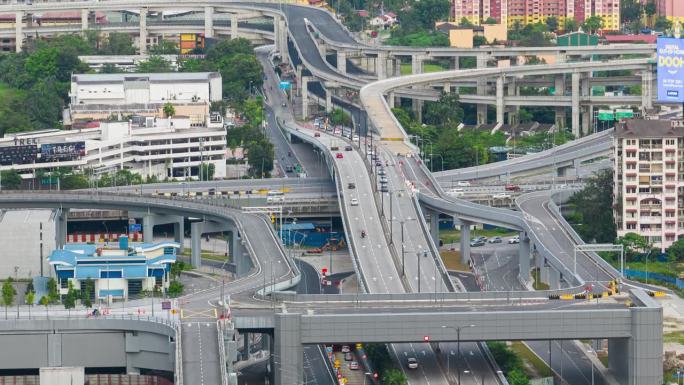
top-left (129, 224), bottom-right (142, 232)
top-left (162, 301), bottom-right (171, 310)
top-left (279, 81), bottom-right (291, 90)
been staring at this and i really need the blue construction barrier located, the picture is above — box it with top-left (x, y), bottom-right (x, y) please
top-left (624, 269), bottom-right (684, 290)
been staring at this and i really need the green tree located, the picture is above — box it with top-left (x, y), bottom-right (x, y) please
top-left (200, 163), bottom-right (216, 180)
top-left (26, 80), bottom-right (63, 129)
top-left (163, 102), bottom-right (176, 118)
top-left (655, 16), bottom-right (673, 31)
top-left (150, 40), bottom-right (178, 55)
top-left (618, 232), bottom-right (652, 262)
top-left (136, 55), bottom-right (173, 73)
top-left (621, 0), bottom-right (643, 23)
top-left (459, 17), bottom-right (475, 28)
top-left (424, 92), bottom-right (464, 128)
top-left (47, 277), bottom-right (59, 303)
top-left (61, 173), bottom-right (89, 190)
top-left (63, 281), bottom-right (76, 317)
top-left (473, 35), bottom-right (487, 47)
top-left (484, 17), bottom-right (498, 25)
top-left (383, 369), bottom-right (408, 385)
top-left (168, 281), bottom-right (184, 298)
top-left (25, 290), bottom-right (35, 319)
top-left (667, 238), bottom-right (684, 262)
top-left (81, 278), bottom-right (94, 308)
top-left (1, 278), bottom-right (16, 319)
top-left (329, 108), bottom-right (352, 127)
top-left (566, 169), bottom-right (616, 243)
top-left (563, 18), bottom-right (578, 32)
top-left (101, 33), bottom-right (136, 55)
top-left (170, 261), bottom-right (187, 280)
top-left (582, 16), bottom-right (604, 34)
top-left (39, 295), bottom-right (49, 318)
top-left (545, 16), bottom-right (559, 32)
top-left (507, 369), bottom-right (530, 385)
top-left (99, 63), bottom-right (123, 74)
top-left (1, 169), bottom-right (22, 190)
top-left (179, 58), bottom-right (210, 72)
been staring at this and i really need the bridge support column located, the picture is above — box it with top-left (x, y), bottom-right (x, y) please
top-left (296, 65), bottom-right (303, 96)
top-left (279, 19), bottom-right (288, 64)
top-left (387, 91), bottom-right (395, 108)
top-left (412, 99), bottom-right (423, 123)
top-left (571, 72), bottom-right (580, 137)
top-left (15, 11), bottom-right (22, 53)
top-left (581, 75), bottom-right (593, 136)
top-left (459, 220), bottom-right (472, 265)
top-left (394, 58), bottom-right (402, 76)
top-left (554, 74), bottom-right (566, 129)
top-left (428, 210), bottom-right (440, 247)
top-left (242, 332), bottom-right (250, 360)
top-left (204, 7), bottom-right (214, 38)
top-left (274, 313), bottom-right (303, 385)
top-left (549, 268), bottom-right (561, 289)
top-left (230, 13), bottom-right (238, 39)
top-left (301, 76), bottom-right (310, 118)
top-left (496, 75), bottom-right (505, 124)
top-left (336, 50), bottom-right (347, 73)
top-left (191, 221), bottom-right (203, 267)
top-left (139, 8), bottom-right (147, 55)
top-left (55, 208), bottom-right (68, 249)
top-left (143, 215), bottom-right (155, 243)
top-left (377, 52), bottom-right (387, 79)
top-left (411, 54), bottom-right (423, 75)
top-left (518, 232), bottom-right (531, 284)
top-left (325, 87), bottom-right (333, 113)
top-left (81, 9), bottom-right (88, 32)
top-left (173, 220), bottom-right (184, 254)
top-left (641, 69), bottom-right (653, 110)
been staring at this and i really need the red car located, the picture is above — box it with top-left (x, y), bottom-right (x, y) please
top-left (505, 184), bottom-right (521, 191)
top-left (336, 153), bottom-right (344, 159)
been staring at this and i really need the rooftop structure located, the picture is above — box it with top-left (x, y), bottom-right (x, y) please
top-left (48, 238), bottom-right (179, 300)
top-left (69, 72), bottom-right (222, 123)
top-left (0, 116), bottom-right (227, 180)
top-left (614, 119), bottom-right (683, 251)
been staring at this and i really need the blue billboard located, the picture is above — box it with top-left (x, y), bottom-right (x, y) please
top-left (657, 38), bottom-right (684, 103)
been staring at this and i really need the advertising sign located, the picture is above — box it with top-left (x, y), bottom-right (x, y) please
top-left (129, 224), bottom-right (142, 232)
top-left (0, 145), bottom-right (38, 165)
top-left (40, 141), bottom-right (85, 162)
top-left (657, 38), bottom-right (684, 103)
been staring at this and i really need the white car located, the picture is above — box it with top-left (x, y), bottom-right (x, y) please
top-left (508, 236), bottom-right (520, 244)
top-left (456, 181), bottom-right (471, 187)
top-left (350, 198), bottom-right (359, 206)
top-left (407, 357), bottom-right (419, 369)
top-left (492, 193), bottom-right (511, 199)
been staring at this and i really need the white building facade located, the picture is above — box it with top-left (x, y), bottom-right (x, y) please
top-left (614, 119), bottom-right (683, 251)
top-left (0, 116), bottom-right (227, 180)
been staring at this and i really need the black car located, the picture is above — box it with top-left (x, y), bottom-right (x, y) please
top-left (345, 146), bottom-right (353, 151)
top-left (348, 182), bottom-right (356, 189)
top-left (285, 165), bottom-right (293, 173)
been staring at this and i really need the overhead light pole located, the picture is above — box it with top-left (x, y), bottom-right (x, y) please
top-left (442, 324), bottom-right (475, 385)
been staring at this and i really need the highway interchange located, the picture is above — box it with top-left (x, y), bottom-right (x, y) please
top-left (0, 2), bottom-right (667, 385)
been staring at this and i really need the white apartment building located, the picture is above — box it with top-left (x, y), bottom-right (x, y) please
top-left (0, 116), bottom-right (227, 180)
top-left (68, 72), bottom-right (222, 124)
top-left (614, 119), bottom-right (683, 251)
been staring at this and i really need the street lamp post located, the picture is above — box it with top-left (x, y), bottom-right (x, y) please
top-left (401, 221), bottom-right (405, 276)
top-left (442, 324), bottom-right (475, 385)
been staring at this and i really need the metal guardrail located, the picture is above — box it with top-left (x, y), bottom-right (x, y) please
top-left (175, 322), bottom-right (183, 385)
top-left (217, 320), bottom-right (229, 385)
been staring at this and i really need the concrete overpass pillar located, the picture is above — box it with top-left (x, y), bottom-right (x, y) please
top-left (296, 65), bottom-right (303, 96)
top-left (581, 76), bottom-right (593, 136)
top-left (476, 54), bottom-right (488, 69)
top-left (336, 50), bottom-right (347, 73)
top-left (518, 232), bottom-right (531, 284)
top-left (81, 9), bottom-right (88, 32)
top-left (301, 76), bottom-right (310, 118)
top-left (173, 220), bottom-right (184, 254)
top-left (549, 268), bottom-right (561, 289)
top-left (377, 52), bottom-right (388, 79)
top-left (496, 75), bottom-right (505, 124)
top-left (411, 54), bottom-right (423, 75)
top-left (242, 332), bottom-right (250, 360)
top-left (274, 313), bottom-right (303, 385)
top-left (14, 11), bottom-right (22, 53)
top-left (459, 220), bottom-right (472, 265)
top-left (139, 8), bottom-right (148, 55)
top-left (190, 221), bottom-right (203, 268)
top-left (571, 72), bottom-right (581, 137)
top-left (428, 210), bottom-right (440, 247)
top-left (394, 58), bottom-right (402, 76)
top-left (412, 99), bottom-right (423, 123)
top-left (204, 6), bottom-right (214, 38)
top-left (278, 19), bottom-right (288, 64)
top-left (387, 91), bottom-right (395, 108)
top-left (55, 208), bottom-right (68, 249)
top-left (554, 74), bottom-right (566, 129)
top-left (641, 70), bottom-right (653, 110)
top-left (231, 13), bottom-right (238, 39)
top-left (453, 56), bottom-right (460, 70)
top-left (556, 52), bottom-right (567, 63)
top-left (143, 215), bottom-right (155, 243)
top-left (506, 78), bottom-right (518, 124)
top-left (325, 87), bottom-right (333, 113)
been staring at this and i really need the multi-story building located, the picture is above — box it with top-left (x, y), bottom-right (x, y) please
top-left (647, 0), bottom-right (684, 25)
top-left (454, 0), bottom-right (619, 30)
top-left (614, 119), bottom-right (683, 251)
top-left (68, 72), bottom-right (223, 124)
top-left (0, 115), bottom-right (227, 180)
top-left (49, 238), bottom-right (179, 300)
